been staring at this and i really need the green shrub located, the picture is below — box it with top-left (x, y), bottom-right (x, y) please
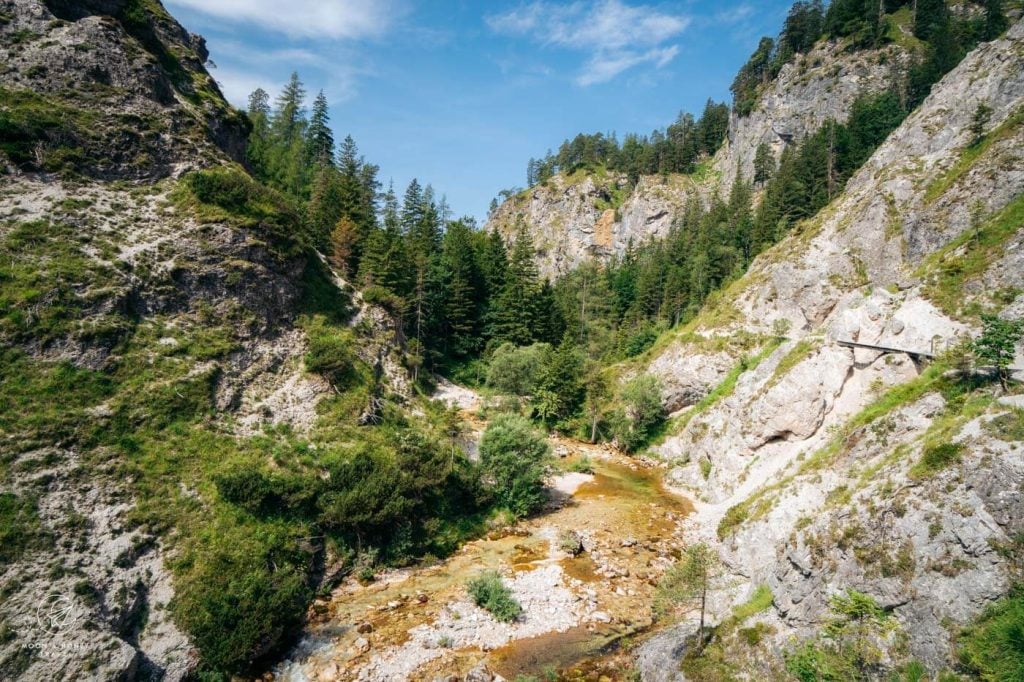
top-left (304, 321), bottom-right (355, 387)
top-left (624, 325), bottom-right (659, 357)
top-left (177, 168), bottom-right (303, 252)
top-left (486, 342), bottom-right (550, 396)
top-left (478, 414), bottom-right (552, 517)
top-left (213, 468), bottom-right (277, 514)
top-left (185, 168), bottom-right (254, 210)
top-left (0, 493), bottom-right (49, 565)
top-left (785, 640), bottom-right (856, 682)
top-left (611, 374), bottom-right (664, 453)
top-left (361, 285), bottom-right (405, 313)
top-left (912, 442), bottom-right (963, 477)
top-left (567, 455), bottom-right (595, 474)
top-left (171, 524), bottom-right (312, 675)
top-left (467, 571), bottom-right (522, 622)
top-left (785, 590), bottom-right (898, 681)
top-left (958, 585), bottom-right (1024, 681)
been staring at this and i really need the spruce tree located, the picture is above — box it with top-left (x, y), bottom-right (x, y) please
top-left (306, 165), bottom-right (343, 251)
top-left (440, 219), bottom-right (483, 357)
top-left (753, 142), bottom-right (775, 186)
top-left (269, 73), bottom-right (309, 197)
top-left (246, 88), bottom-right (272, 179)
top-left (490, 228), bottom-right (540, 346)
top-left (983, 0), bottom-right (1009, 40)
top-left (306, 91), bottom-right (334, 167)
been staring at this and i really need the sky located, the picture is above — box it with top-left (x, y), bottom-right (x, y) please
top-left (165, 0), bottom-right (796, 222)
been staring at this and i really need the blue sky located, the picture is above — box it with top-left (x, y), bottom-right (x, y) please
top-left (165, 0), bottom-right (795, 222)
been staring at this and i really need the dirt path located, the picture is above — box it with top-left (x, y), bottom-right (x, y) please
top-left (273, 391), bottom-right (692, 682)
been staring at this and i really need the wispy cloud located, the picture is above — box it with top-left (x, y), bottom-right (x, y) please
top-left (486, 0), bottom-right (689, 85)
top-left (165, 0), bottom-right (404, 40)
top-left (714, 3), bottom-right (755, 25)
top-left (206, 41), bottom-right (364, 107)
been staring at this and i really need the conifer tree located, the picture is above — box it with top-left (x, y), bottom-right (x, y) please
top-left (490, 228), bottom-right (540, 346)
top-left (306, 90), bottom-right (334, 167)
top-left (753, 142), bottom-right (775, 186)
top-left (246, 88), bottom-right (272, 178)
top-left (439, 219), bottom-right (483, 357)
top-left (269, 72), bottom-right (309, 197)
top-left (306, 165), bottom-right (343, 250)
top-left (983, 0), bottom-right (1009, 40)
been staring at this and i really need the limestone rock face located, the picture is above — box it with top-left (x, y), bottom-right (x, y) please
top-left (1, 0), bottom-right (248, 179)
top-left (637, 18), bottom-right (1024, 677)
top-left (711, 39), bottom-right (910, 192)
top-left (0, 3), bottom-right (413, 680)
top-left (486, 37), bottom-right (909, 280)
top-left (486, 172), bottom-right (703, 280)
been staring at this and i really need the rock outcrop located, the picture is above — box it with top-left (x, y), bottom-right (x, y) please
top-left (636, 18), bottom-right (1024, 677)
top-left (0, 2), bottom-right (412, 679)
top-left (486, 34), bottom-right (911, 279)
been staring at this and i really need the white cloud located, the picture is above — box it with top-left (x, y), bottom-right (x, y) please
top-left (165, 0), bottom-right (402, 40)
top-left (576, 45), bottom-right (678, 86)
top-left (486, 0), bottom-right (688, 85)
top-left (714, 4), bottom-right (755, 25)
top-left (210, 66), bottom-right (284, 106)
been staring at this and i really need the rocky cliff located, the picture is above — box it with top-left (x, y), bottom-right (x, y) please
top-left (634, 18), bottom-right (1024, 678)
top-left (486, 32), bottom-right (913, 279)
top-left (0, 1), bottom-right (410, 679)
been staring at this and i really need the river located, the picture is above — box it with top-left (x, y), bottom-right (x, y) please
top-left (273, 423), bottom-right (692, 681)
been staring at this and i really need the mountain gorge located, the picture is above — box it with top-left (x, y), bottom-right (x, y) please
top-left (2, 0), bottom-right (1024, 681)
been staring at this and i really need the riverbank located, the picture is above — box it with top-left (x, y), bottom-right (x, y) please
top-left (273, 423), bottom-right (692, 681)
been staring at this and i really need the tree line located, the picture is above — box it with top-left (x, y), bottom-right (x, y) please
top-left (522, 99), bottom-right (730, 191)
top-left (731, 0), bottom-right (1010, 117)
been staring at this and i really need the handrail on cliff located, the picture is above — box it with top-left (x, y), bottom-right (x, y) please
top-left (836, 339), bottom-right (935, 361)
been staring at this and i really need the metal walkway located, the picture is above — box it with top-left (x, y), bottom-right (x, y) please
top-left (836, 339), bottom-right (935, 361)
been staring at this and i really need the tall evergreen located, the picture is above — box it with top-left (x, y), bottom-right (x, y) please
top-left (306, 91), bottom-right (334, 167)
top-left (439, 219), bottom-right (484, 357)
top-left (246, 88), bottom-right (272, 178)
top-left (306, 165), bottom-right (344, 252)
top-left (753, 142), bottom-right (775, 186)
top-left (490, 228), bottom-right (541, 346)
top-left (983, 0), bottom-right (1009, 40)
top-left (269, 72), bottom-right (308, 197)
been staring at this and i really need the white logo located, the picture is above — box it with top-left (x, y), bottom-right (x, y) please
top-left (35, 594), bottom-right (82, 633)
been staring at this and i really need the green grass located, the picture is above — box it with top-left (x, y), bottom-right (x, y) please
top-left (958, 585), bottom-right (1024, 681)
top-left (917, 193), bottom-right (1024, 318)
top-left (0, 219), bottom-right (123, 345)
top-left (172, 167), bottom-right (305, 256)
top-left (467, 571), bottom-right (522, 622)
top-left (0, 493), bottom-right (50, 566)
top-left (986, 409), bottom-right (1024, 441)
top-left (923, 107), bottom-right (1024, 206)
top-left (884, 7), bottom-right (927, 52)
top-left (731, 585), bottom-right (773, 622)
top-left (766, 339), bottom-right (817, 390)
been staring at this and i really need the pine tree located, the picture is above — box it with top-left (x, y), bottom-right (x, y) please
top-left (246, 88), bottom-right (272, 178)
top-left (306, 165), bottom-right (343, 250)
top-left (306, 90), bottom-right (335, 167)
top-left (439, 219), bottom-right (483, 357)
top-left (753, 142), bottom-right (775, 186)
top-left (983, 0), bottom-right (1009, 40)
top-left (490, 228), bottom-right (540, 346)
